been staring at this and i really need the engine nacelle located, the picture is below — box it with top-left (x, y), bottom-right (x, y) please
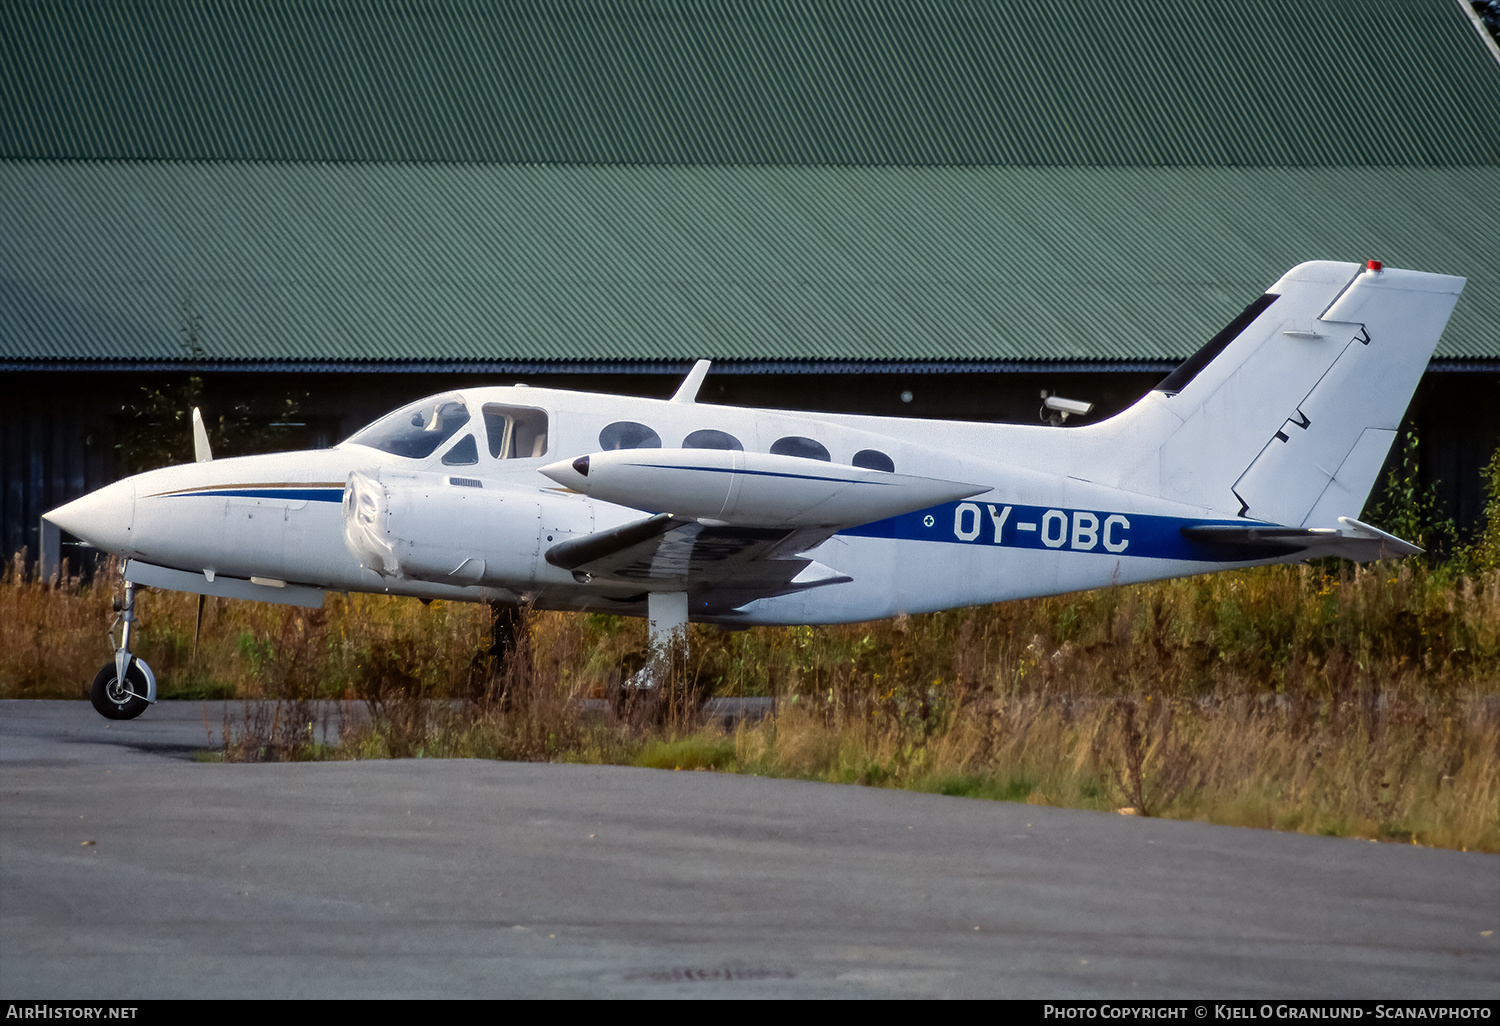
top-left (539, 448), bottom-right (987, 527)
top-left (342, 469), bottom-right (593, 587)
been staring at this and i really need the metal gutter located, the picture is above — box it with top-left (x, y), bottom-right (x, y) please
top-left (5, 358), bottom-right (1492, 374)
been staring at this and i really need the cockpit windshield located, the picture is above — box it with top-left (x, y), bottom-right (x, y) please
top-left (346, 397), bottom-right (472, 459)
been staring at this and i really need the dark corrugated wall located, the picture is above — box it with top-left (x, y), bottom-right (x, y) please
top-left (1, 387), bottom-right (114, 573)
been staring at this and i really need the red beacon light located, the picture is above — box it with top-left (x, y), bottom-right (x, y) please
top-left (1367, 259), bottom-right (1383, 272)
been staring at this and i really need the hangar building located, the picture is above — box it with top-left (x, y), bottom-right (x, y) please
top-left (3, 0), bottom-right (1498, 565)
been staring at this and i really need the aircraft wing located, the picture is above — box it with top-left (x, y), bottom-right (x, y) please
top-left (544, 513), bottom-right (849, 612)
top-left (540, 448), bottom-right (988, 611)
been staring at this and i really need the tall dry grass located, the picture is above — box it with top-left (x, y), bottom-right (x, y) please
top-left (724, 685), bottom-right (1497, 850)
top-left (4, 553), bottom-right (1497, 849)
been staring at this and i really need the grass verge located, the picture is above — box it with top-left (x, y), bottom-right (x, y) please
top-left (5, 553), bottom-right (1497, 851)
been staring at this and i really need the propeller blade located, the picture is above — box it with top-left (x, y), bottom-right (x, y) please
top-left (192, 408), bottom-right (213, 463)
top-left (194, 594), bottom-right (206, 660)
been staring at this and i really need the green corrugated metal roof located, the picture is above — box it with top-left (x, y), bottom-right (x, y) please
top-left (3, 162), bottom-right (1494, 364)
top-left (4, 0), bottom-right (1498, 166)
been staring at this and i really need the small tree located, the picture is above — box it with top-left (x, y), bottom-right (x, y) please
top-left (116, 295), bottom-right (306, 473)
top-left (1465, 447), bottom-right (1500, 572)
top-left (1365, 429), bottom-right (1459, 563)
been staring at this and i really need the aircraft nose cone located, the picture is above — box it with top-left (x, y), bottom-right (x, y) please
top-left (44, 478), bottom-right (136, 555)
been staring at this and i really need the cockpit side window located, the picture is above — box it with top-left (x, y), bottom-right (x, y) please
top-left (441, 434), bottom-right (479, 466)
top-left (484, 405), bottom-right (550, 460)
top-left (600, 421), bottom-right (661, 450)
top-left (347, 397), bottom-right (471, 459)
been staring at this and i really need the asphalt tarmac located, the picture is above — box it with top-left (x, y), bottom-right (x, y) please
top-left (1, 700), bottom-right (1496, 999)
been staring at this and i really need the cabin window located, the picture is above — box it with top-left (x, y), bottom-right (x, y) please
top-left (484, 405), bottom-right (549, 459)
top-left (683, 429), bottom-right (743, 451)
top-left (770, 436), bottom-right (831, 461)
top-left (441, 434), bottom-right (479, 466)
top-left (347, 397), bottom-right (471, 459)
top-left (852, 449), bottom-right (895, 472)
top-left (600, 421), bottom-right (661, 450)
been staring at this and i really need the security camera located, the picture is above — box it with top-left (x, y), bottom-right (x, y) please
top-left (1044, 395), bottom-right (1093, 416)
top-left (1040, 392), bottom-right (1094, 425)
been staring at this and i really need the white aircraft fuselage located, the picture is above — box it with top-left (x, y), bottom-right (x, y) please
top-left (46, 261), bottom-right (1466, 717)
top-left (58, 385), bottom-right (1285, 625)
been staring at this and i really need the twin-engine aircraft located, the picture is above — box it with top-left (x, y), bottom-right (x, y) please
top-left (47, 261), bottom-right (1465, 719)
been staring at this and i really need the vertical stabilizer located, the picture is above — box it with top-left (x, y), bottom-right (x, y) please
top-left (1100, 261), bottom-right (1464, 525)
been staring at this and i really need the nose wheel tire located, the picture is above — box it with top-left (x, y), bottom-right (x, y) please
top-left (90, 662), bottom-right (151, 720)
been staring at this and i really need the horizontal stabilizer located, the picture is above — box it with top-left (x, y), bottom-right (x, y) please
top-left (1180, 516), bottom-right (1419, 562)
top-left (1331, 517), bottom-right (1425, 559)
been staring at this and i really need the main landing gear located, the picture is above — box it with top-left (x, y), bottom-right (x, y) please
top-left (90, 579), bottom-right (157, 720)
top-left (611, 592), bottom-right (696, 722)
top-left (637, 592), bottom-right (689, 690)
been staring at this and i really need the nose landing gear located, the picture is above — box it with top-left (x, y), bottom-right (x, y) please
top-left (90, 580), bottom-right (156, 720)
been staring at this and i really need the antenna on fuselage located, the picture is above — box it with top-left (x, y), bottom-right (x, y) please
top-left (670, 360), bottom-right (712, 404)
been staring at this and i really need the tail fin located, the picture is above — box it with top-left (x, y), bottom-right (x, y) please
top-left (1102, 261), bottom-right (1464, 525)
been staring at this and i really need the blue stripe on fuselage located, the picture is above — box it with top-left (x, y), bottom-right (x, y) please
top-left (620, 462), bottom-right (880, 486)
top-left (168, 487), bottom-right (344, 503)
top-left (839, 500), bottom-right (1269, 563)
